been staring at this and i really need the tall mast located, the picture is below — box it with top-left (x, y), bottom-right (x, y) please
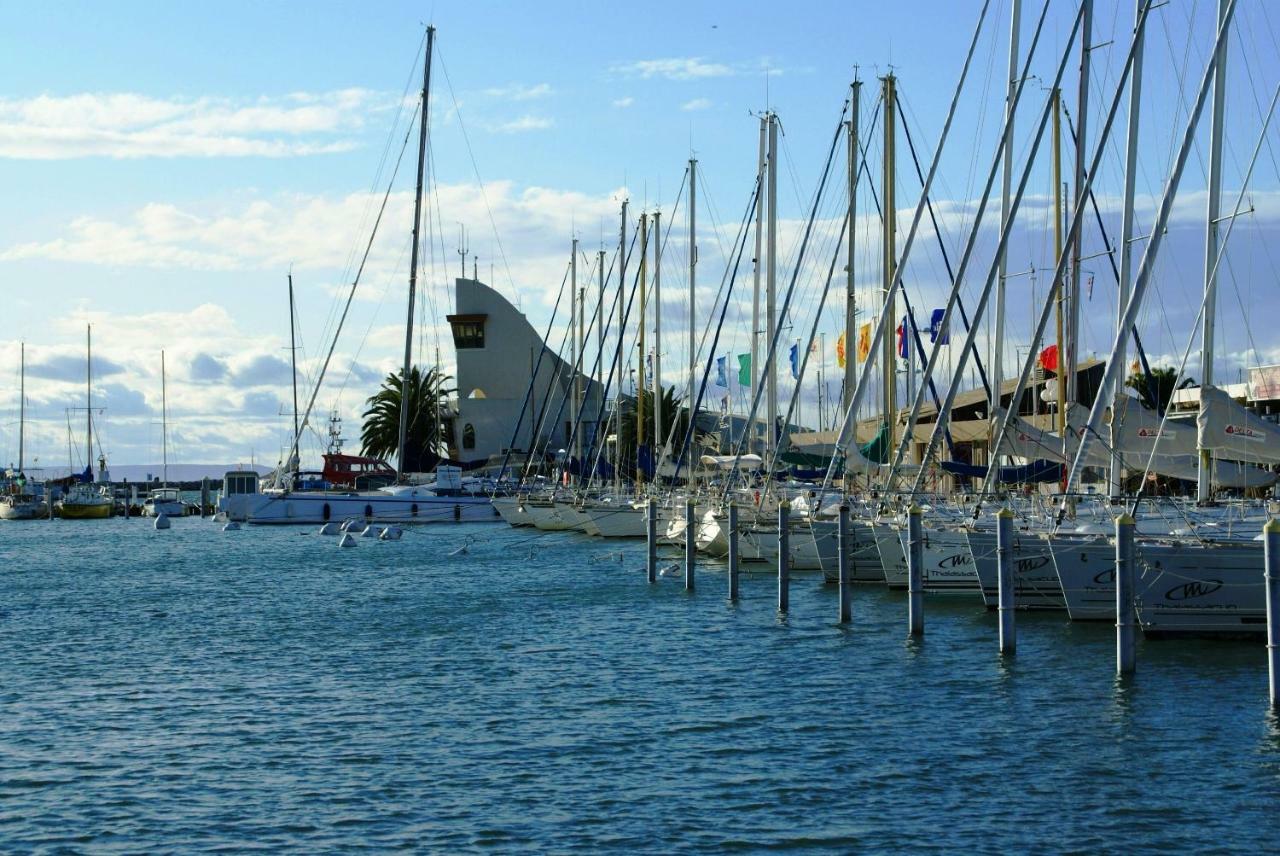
top-left (688, 157), bottom-right (698, 417)
top-left (653, 209), bottom-right (663, 464)
top-left (881, 74), bottom-right (897, 445)
top-left (571, 238), bottom-right (582, 464)
top-left (751, 116), bottom-right (766, 451)
top-left (288, 272), bottom-right (300, 456)
top-left (86, 324), bottom-right (92, 478)
top-left (766, 113), bottom-right (779, 454)
top-left (636, 213), bottom-right (648, 485)
top-left (18, 341), bottom-right (24, 473)
top-left (1111, 0), bottom-right (1146, 498)
top-left (396, 25), bottom-right (435, 481)
top-left (597, 248), bottom-right (605, 439)
top-left (1065, 0), bottom-right (1092, 411)
top-left (616, 200), bottom-right (627, 495)
top-left (843, 79), bottom-right (861, 416)
top-left (161, 349), bottom-right (168, 488)
top-left (1053, 88), bottom-right (1067, 439)
top-left (1198, 0), bottom-right (1230, 503)
top-left (992, 0), bottom-right (1021, 426)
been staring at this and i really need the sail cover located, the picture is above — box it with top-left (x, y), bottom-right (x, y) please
top-left (994, 406), bottom-right (1109, 467)
top-left (1196, 384), bottom-right (1280, 465)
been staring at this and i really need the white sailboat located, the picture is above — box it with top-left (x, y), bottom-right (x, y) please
top-left (142, 350), bottom-right (185, 518)
top-left (1, 341), bottom-right (40, 521)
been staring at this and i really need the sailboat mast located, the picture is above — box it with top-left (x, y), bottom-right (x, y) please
top-left (1066, 0), bottom-right (1092, 410)
top-left (1112, 0), bottom-right (1146, 498)
top-left (86, 324), bottom-right (93, 478)
top-left (396, 25), bottom-right (435, 481)
top-left (751, 117), bottom-right (766, 452)
top-left (844, 80), bottom-right (861, 416)
top-left (881, 74), bottom-right (897, 447)
top-left (688, 158), bottom-right (697, 416)
top-left (653, 210), bottom-right (663, 463)
top-left (161, 349), bottom-right (168, 488)
top-left (1053, 88), bottom-right (1067, 440)
top-left (636, 213), bottom-right (648, 485)
top-left (1199, 0), bottom-right (1230, 504)
top-left (570, 238), bottom-right (580, 464)
top-left (288, 272), bottom-right (300, 448)
top-left (992, 0), bottom-right (1021, 425)
top-left (18, 341), bottom-right (24, 473)
top-left (766, 113), bottom-right (779, 455)
top-left (616, 200), bottom-right (627, 495)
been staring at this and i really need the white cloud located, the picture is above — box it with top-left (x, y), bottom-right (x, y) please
top-left (612, 96), bottom-right (635, 108)
top-left (487, 114), bottom-right (555, 133)
top-left (0, 89), bottom-right (386, 159)
top-left (482, 83), bottom-right (553, 101)
top-left (611, 57), bottom-right (735, 80)
top-left (681, 98), bottom-right (712, 112)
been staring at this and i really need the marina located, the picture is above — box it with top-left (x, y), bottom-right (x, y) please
top-left (6, 0), bottom-right (1280, 849)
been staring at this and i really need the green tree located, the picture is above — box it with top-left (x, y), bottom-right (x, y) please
top-left (615, 385), bottom-right (695, 477)
top-left (361, 367), bottom-right (456, 472)
top-left (1126, 365), bottom-right (1194, 412)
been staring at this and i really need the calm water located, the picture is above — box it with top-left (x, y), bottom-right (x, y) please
top-left (2, 517), bottom-right (1278, 852)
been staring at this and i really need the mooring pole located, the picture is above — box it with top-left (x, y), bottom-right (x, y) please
top-left (46, 481), bottom-right (54, 520)
top-left (684, 498), bottom-right (696, 591)
top-left (1264, 517), bottom-right (1280, 709)
top-left (646, 497), bottom-right (658, 584)
top-left (201, 477), bottom-right (210, 518)
top-left (777, 500), bottom-right (791, 614)
top-left (908, 505), bottom-right (924, 637)
top-left (838, 503), bottom-right (852, 623)
top-left (1116, 512), bottom-right (1137, 675)
top-left (997, 507), bottom-right (1016, 655)
top-left (727, 502), bottom-right (740, 602)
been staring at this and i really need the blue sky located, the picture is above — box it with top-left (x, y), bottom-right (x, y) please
top-left (3, 0), bottom-right (1280, 471)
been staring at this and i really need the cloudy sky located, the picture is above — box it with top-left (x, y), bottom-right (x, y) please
top-left (3, 0), bottom-right (1280, 474)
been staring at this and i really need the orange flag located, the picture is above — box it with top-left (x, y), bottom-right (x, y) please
top-left (856, 322), bottom-right (872, 362)
top-left (836, 331), bottom-right (847, 368)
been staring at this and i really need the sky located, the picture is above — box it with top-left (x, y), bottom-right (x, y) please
top-left (3, 0), bottom-right (1280, 474)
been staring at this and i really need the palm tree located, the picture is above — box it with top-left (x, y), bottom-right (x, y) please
top-left (615, 386), bottom-right (696, 478)
top-left (1126, 365), bottom-right (1194, 413)
top-left (361, 366), bottom-right (456, 472)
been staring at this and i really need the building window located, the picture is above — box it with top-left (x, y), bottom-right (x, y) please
top-left (463, 423), bottom-right (476, 450)
top-left (447, 313), bottom-right (488, 349)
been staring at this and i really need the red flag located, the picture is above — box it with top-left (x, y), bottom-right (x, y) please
top-left (1038, 344), bottom-right (1059, 373)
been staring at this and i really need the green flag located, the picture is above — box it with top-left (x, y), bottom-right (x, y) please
top-left (737, 353), bottom-right (752, 386)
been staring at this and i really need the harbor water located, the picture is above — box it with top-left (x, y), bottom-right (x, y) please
top-left (2, 517), bottom-right (1279, 851)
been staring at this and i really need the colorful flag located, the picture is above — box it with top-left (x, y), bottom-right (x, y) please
top-left (929, 308), bottom-right (950, 344)
top-left (789, 343), bottom-right (799, 380)
top-left (836, 331), bottom-right (847, 368)
top-left (715, 355), bottom-right (728, 388)
top-left (1038, 344), bottom-right (1059, 373)
top-left (896, 322), bottom-right (908, 359)
top-left (809, 340), bottom-right (818, 355)
top-left (856, 323), bottom-right (872, 362)
top-left (737, 353), bottom-right (752, 386)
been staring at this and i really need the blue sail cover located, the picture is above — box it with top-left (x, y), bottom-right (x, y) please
top-left (940, 459), bottom-right (1062, 484)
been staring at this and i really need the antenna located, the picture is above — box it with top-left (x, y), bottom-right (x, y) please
top-left (457, 222), bottom-right (469, 279)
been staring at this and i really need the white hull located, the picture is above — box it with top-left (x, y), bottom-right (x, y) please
top-left (1135, 541), bottom-right (1266, 637)
top-left (219, 489), bottom-right (500, 525)
top-left (492, 496), bottom-right (534, 527)
top-left (966, 529), bottom-right (1065, 610)
top-left (1047, 535), bottom-right (1116, 621)
top-left (142, 500), bottom-right (185, 518)
top-left (694, 510), bottom-right (771, 563)
top-left (581, 503), bottom-right (647, 538)
top-left (524, 500), bottom-right (579, 531)
top-left (0, 501), bottom-right (40, 520)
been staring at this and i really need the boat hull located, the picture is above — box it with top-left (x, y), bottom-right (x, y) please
top-left (219, 490), bottom-right (500, 525)
top-left (59, 502), bottom-right (112, 520)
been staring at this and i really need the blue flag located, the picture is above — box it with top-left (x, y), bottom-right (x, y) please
top-left (715, 355), bottom-right (728, 388)
top-left (789, 343), bottom-right (799, 380)
top-left (929, 308), bottom-right (950, 345)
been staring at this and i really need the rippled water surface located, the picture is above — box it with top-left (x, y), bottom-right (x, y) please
top-left (2, 517), bottom-right (1279, 852)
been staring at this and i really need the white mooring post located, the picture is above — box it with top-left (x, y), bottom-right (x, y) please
top-left (646, 497), bottom-right (658, 584)
top-left (997, 507), bottom-right (1016, 655)
top-left (837, 503), bottom-right (852, 624)
top-left (727, 502), bottom-right (740, 602)
top-left (1264, 517), bottom-right (1280, 709)
top-left (777, 501), bottom-right (791, 613)
top-left (1116, 512), bottom-right (1137, 675)
top-left (907, 505), bottom-right (924, 637)
top-left (684, 498), bottom-right (696, 591)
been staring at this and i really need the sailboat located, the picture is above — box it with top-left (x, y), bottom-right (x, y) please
top-left (142, 350), bottom-right (185, 518)
top-left (1, 341), bottom-right (40, 521)
top-left (58, 325), bottom-right (113, 520)
top-left (216, 27), bottom-right (499, 526)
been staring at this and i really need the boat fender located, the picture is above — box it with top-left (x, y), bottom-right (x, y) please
top-left (154, 513), bottom-right (171, 530)
top-left (318, 522), bottom-right (342, 536)
top-left (338, 533), bottom-right (357, 548)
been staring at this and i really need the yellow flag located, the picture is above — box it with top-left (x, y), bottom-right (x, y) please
top-left (836, 331), bottom-right (847, 368)
top-left (857, 322), bottom-right (872, 362)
